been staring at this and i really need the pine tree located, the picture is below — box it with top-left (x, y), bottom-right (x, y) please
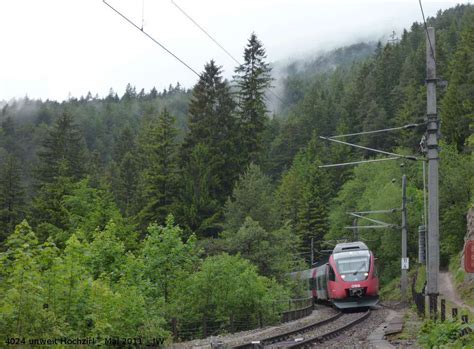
top-left (0, 117), bottom-right (17, 154)
top-left (0, 155), bottom-right (25, 243)
top-left (234, 33), bottom-right (273, 164)
top-left (296, 160), bottom-right (331, 260)
top-left (179, 143), bottom-right (221, 237)
top-left (32, 113), bottom-right (87, 242)
top-left (113, 127), bottom-right (135, 163)
top-left (122, 83), bottom-right (137, 102)
top-left (223, 163), bottom-right (277, 233)
top-left (35, 113), bottom-right (87, 184)
top-left (111, 127), bottom-right (139, 216)
top-left (117, 152), bottom-right (140, 217)
top-left (441, 14), bottom-right (474, 151)
top-left (276, 140), bottom-right (331, 263)
top-left (181, 60), bottom-right (239, 205)
top-left (138, 109), bottom-right (180, 227)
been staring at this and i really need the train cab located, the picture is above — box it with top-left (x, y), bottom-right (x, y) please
top-left (327, 242), bottom-right (379, 308)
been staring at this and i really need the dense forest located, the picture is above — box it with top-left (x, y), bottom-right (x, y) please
top-left (0, 4), bottom-right (473, 343)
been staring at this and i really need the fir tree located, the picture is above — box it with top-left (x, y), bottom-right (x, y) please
top-left (35, 113), bottom-right (87, 184)
top-left (181, 60), bottom-right (239, 205)
top-left (0, 155), bottom-right (25, 242)
top-left (441, 14), bottom-right (474, 151)
top-left (111, 127), bottom-right (139, 216)
top-left (234, 33), bottom-right (273, 164)
top-left (179, 143), bottom-right (221, 237)
top-left (32, 113), bottom-right (87, 242)
top-left (223, 163), bottom-right (277, 233)
top-left (138, 109), bottom-right (180, 227)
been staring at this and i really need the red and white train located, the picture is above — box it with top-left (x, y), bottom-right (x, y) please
top-left (292, 241), bottom-right (379, 309)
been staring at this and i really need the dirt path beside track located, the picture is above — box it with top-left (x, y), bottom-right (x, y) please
top-left (439, 271), bottom-right (474, 314)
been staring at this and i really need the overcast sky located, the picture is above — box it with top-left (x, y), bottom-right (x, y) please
top-left (0, 0), bottom-right (469, 102)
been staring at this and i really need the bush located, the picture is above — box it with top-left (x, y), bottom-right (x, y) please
top-left (418, 319), bottom-right (473, 348)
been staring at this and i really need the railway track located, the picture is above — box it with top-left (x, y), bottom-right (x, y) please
top-left (233, 310), bottom-right (370, 349)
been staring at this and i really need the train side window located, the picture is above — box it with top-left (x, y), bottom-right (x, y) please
top-left (328, 265), bottom-right (336, 281)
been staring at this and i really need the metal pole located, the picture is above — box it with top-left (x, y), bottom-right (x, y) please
top-left (423, 160), bottom-right (429, 273)
top-left (426, 27), bottom-right (439, 317)
top-left (401, 175), bottom-right (408, 301)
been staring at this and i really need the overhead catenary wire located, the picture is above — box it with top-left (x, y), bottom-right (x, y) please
top-left (318, 156), bottom-right (402, 168)
top-left (319, 136), bottom-right (420, 161)
top-left (169, 0), bottom-right (286, 105)
top-left (351, 209), bottom-right (400, 214)
top-left (328, 122), bottom-right (424, 139)
top-left (102, 0), bottom-right (201, 78)
top-left (171, 0), bottom-right (240, 66)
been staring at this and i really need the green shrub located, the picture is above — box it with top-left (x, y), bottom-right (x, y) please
top-left (418, 319), bottom-right (473, 348)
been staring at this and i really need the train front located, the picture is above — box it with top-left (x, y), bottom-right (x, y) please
top-left (327, 243), bottom-right (379, 309)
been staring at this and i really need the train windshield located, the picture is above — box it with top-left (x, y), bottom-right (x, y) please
top-left (333, 250), bottom-right (370, 275)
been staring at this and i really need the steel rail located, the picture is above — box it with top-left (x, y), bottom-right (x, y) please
top-left (284, 310), bottom-right (371, 348)
top-left (232, 312), bottom-right (343, 349)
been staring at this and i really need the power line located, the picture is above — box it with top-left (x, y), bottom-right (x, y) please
top-left (351, 209), bottom-right (400, 214)
top-left (319, 136), bottom-right (421, 161)
top-left (328, 123), bottom-right (424, 139)
top-left (418, 0), bottom-right (436, 63)
top-left (318, 156), bottom-right (402, 168)
top-left (102, 0), bottom-right (201, 78)
top-left (169, 0), bottom-right (286, 105)
top-left (170, 0), bottom-right (240, 66)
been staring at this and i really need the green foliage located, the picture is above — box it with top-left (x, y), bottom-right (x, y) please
top-left (63, 179), bottom-right (137, 245)
top-left (234, 33), bottom-right (273, 164)
top-left (176, 253), bottom-right (287, 335)
top-left (379, 275), bottom-right (401, 301)
top-left (32, 173), bottom-right (75, 244)
top-left (0, 155), bottom-right (25, 243)
top-left (88, 221), bottom-right (126, 280)
top-left (114, 147), bottom-right (140, 217)
top-left (138, 109), bottom-right (180, 228)
top-left (0, 221), bottom-right (52, 338)
top-left (0, 221), bottom-right (169, 341)
top-left (87, 278), bottom-right (168, 341)
top-left (35, 113), bottom-right (87, 184)
top-left (224, 163), bottom-right (278, 232)
top-left (328, 154), bottom-right (423, 284)
top-left (276, 139), bottom-right (331, 262)
top-left (418, 319), bottom-right (473, 348)
top-left (0, 5), bottom-right (473, 343)
top-left (178, 143), bottom-right (222, 237)
top-left (440, 10), bottom-right (474, 151)
top-left (449, 253), bottom-right (474, 308)
top-left (439, 143), bottom-right (473, 264)
top-left (142, 215), bottom-right (200, 303)
top-left (181, 60), bottom-right (239, 205)
top-left (222, 217), bottom-right (297, 278)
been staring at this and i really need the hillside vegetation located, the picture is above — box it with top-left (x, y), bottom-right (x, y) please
top-left (0, 4), bottom-right (473, 342)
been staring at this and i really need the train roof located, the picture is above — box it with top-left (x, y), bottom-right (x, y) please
top-left (333, 241), bottom-right (368, 254)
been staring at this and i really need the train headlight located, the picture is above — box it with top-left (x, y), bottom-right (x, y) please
top-left (364, 272), bottom-right (369, 277)
top-left (341, 274), bottom-right (346, 279)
